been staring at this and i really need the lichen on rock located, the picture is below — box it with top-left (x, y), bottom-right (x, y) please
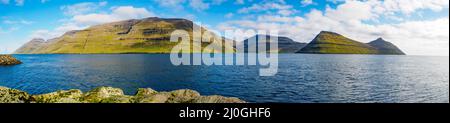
top-left (0, 86), bottom-right (31, 103)
top-left (167, 89), bottom-right (201, 103)
top-left (135, 92), bottom-right (171, 103)
top-left (31, 89), bottom-right (83, 103)
top-left (82, 86), bottom-right (125, 103)
top-left (135, 88), bottom-right (158, 97)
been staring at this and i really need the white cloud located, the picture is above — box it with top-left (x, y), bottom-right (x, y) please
top-left (190, 0), bottom-right (210, 11)
top-left (301, 0), bottom-right (315, 7)
top-left (0, 27), bottom-right (5, 34)
top-left (72, 6), bottom-right (154, 26)
top-left (30, 29), bottom-right (58, 39)
top-left (1, 0), bottom-right (9, 4)
top-left (14, 0), bottom-right (23, 6)
top-left (153, 0), bottom-right (186, 10)
top-left (218, 0), bottom-right (450, 56)
top-left (238, 1), bottom-right (297, 16)
top-left (325, 0), bottom-right (375, 21)
top-left (153, 0), bottom-right (228, 11)
top-left (0, 26), bottom-right (19, 34)
top-left (3, 19), bottom-right (33, 25)
top-left (234, 0), bottom-right (245, 5)
top-left (1, 0), bottom-right (24, 6)
top-left (225, 13), bottom-right (234, 18)
top-left (60, 2), bottom-right (108, 16)
top-left (30, 6), bottom-right (154, 41)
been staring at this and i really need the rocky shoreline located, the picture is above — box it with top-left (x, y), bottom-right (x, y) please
top-left (0, 55), bottom-right (22, 65)
top-left (0, 86), bottom-right (245, 103)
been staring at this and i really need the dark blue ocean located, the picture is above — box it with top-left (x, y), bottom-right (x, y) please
top-left (0, 54), bottom-right (448, 103)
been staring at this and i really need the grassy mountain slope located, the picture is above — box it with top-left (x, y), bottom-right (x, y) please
top-left (14, 17), bottom-right (234, 54)
top-left (297, 31), bottom-right (405, 55)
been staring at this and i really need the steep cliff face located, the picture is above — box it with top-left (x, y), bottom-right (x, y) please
top-left (15, 17), bottom-right (234, 54)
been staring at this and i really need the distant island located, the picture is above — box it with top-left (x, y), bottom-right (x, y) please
top-left (298, 31), bottom-right (405, 55)
top-left (0, 55), bottom-right (22, 65)
top-left (14, 17), bottom-right (405, 55)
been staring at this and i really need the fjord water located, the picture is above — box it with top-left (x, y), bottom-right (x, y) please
top-left (0, 54), bottom-right (448, 103)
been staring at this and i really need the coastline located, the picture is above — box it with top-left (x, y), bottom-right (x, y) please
top-left (0, 86), bottom-right (246, 103)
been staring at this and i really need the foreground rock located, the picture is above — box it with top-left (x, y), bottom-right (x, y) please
top-left (0, 86), bottom-right (246, 103)
top-left (0, 87), bottom-right (31, 103)
top-left (0, 55), bottom-right (22, 65)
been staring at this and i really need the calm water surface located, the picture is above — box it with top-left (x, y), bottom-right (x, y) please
top-left (0, 54), bottom-right (448, 103)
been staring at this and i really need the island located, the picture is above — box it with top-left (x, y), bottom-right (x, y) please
top-left (297, 31), bottom-right (405, 55)
top-left (0, 55), bottom-right (22, 65)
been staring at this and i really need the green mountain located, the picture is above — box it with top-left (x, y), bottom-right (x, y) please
top-left (297, 31), bottom-right (405, 55)
top-left (14, 17), bottom-right (234, 54)
top-left (367, 38), bottom-right (405, 55)
top-left (237, 35), bottom-right (307, 53)
top-left (13, 38), bottom-right (47, 54)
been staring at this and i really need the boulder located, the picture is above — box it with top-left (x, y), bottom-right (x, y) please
top-left (193, 95), bottom-right (246, 103)
top-left (0, 86), bottom-right (31, 103)
top-left (82, 87), bottom-right (125, 103)
top-left (135, 89), bottom-right (201, 103)
top-left (100, 95), bottom-right (134, 103)
top-left (135, 92), bottom-right (171, 103)
top-left (167, 89), bottom-right (201, 103)
top-left (31, 89), bottom-right (83, 103)
top-left (0, 55), bottom-right (22, 65)
top-left (135, 88), bottom-right (158, 97)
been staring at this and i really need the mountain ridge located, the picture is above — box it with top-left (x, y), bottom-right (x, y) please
top-left (14, 18), bottom-right (405, 55)
top-left (297, 31), bottom-right (405, 55)
top-left (14, 17), bottom-right (234, 54)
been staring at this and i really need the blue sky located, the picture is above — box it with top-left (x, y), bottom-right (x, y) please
top-left (1, 0), bottom-right (449, 56)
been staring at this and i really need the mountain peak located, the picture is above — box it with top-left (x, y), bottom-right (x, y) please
top-left (374, 37), bottom-right (386, 42)
top-left (367, 38), bottom-right (405, 55)
top-left (318, 31), bottom-right (341, 36)
top-left (298, 31), bottom-right (379, 54)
